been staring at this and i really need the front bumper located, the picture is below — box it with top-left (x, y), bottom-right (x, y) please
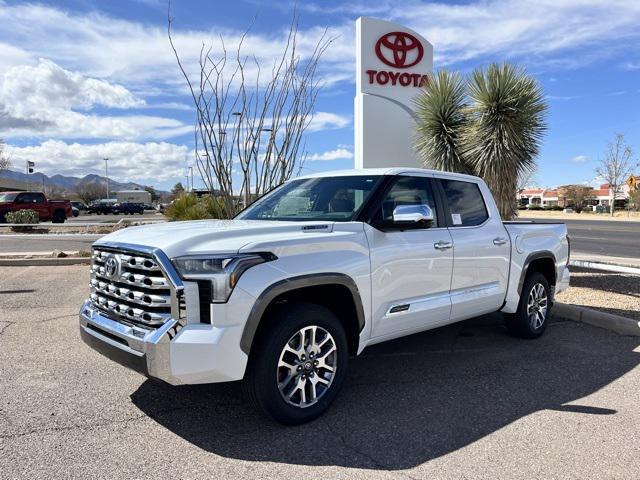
top-left (79, 298), bottom-right (250, 385)
top-left (79, 299), bottom-right (180, 383)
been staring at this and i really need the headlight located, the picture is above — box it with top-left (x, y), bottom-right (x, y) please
top-left (172, 252), bottom-right (276, 303)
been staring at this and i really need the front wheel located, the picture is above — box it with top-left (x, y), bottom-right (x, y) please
top-left (505, 272), bottom-right (551, 339)
top-left (244, 303), bottom-right (348, 425)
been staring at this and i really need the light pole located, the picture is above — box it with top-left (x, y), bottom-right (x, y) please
top-left (103, 158), bottom-right (110, 199)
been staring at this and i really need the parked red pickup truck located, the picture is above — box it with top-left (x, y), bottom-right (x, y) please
top-left (0, 191), bottom-right (73, 223)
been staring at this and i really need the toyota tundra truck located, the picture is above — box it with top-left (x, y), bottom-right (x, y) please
top-left (0, 191), bottom-right (73, 223)
top-left (79, 168), bottom-right (570, 424)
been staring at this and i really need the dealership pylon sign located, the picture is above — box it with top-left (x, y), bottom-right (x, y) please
top-left (355, 17), bottom-right (433, 169)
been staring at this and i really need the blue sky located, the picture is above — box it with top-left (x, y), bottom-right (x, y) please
top-left (0, 0), bottom-right (638, 191)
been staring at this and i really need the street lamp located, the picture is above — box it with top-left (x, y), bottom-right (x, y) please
top-left (103, 158), bottom-right (110, 199)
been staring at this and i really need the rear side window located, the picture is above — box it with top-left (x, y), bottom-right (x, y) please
top-left (440, 179), bottom-right (489, 226)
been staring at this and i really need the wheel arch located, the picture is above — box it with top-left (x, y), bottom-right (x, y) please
top-left (518, 252), bottom-right (557, 296)
top-left (240, 273), bottom-right (366, 357)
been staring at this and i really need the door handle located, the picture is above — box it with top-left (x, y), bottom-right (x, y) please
top-left (493, 237), bottom-right (508, 246)
top-left (434, 241), bottom-right (453, 250)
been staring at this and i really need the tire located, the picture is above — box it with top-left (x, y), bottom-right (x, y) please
top-left (0, 211), bottom-right (6, 223)
top-left (505, 272), bottom-right (551, 339)
top-left (244, 302), bottom-right (348, 425)
top-left (51, 210), bottom-right (66, 224)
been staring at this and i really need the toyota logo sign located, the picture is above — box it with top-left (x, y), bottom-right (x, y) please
top-left (375, 31), bottom-right (424, 69)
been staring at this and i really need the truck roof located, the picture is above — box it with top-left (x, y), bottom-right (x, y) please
top-left (295, 168), bottom-right (481, 182)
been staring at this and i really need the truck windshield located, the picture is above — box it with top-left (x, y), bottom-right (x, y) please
top-left (237, 175), bottom-right (382, 222)
top-left (0, 193), bottom-right (18, 202)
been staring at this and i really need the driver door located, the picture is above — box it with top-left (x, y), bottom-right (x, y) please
top-left (364, 175), bottom-right (454, 339)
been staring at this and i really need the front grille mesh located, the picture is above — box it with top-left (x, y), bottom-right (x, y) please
top-left (90, 247), bottom-right (172, 328)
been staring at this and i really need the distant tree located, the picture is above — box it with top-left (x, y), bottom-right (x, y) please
top-left (629, 187), bottom-right (640, 210)
top-left (144, 186), bottom-right (159, 203)
top-left (596, 133), bottom-right (637, 216)
top-left (562, 185), bottom-right (593, 213)
top-left (74, 183), bottom-right (107, 204)
top-left (0, 138), bottom-right (11, 174)
top-left (170, 182), bottom-right (185, 198)
top-left (44, 184), bottom-right (67, 200)
top-left (518, 165), bottom-right (539, 190)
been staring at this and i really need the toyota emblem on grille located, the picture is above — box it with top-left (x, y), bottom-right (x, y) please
top-left (104, 254), bottom-right (121, 280)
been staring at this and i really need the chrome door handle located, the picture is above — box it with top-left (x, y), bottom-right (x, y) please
top-left (493, 237), bottom-right (508, 246)
top-left (434, 241), bottom-right (453, 250)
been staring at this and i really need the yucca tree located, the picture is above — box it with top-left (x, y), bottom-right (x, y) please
top-left (414, 70), bottom-right (471, 174)
top-left (415, 63), bottom-right (547, 219)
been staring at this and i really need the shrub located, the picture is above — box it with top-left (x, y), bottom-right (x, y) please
top-left (165, 193), bottom-right (228, 221)
top-left (6, 209), bottom-right (39, 224)
top-left (527, 205), bottom-right (543, 210)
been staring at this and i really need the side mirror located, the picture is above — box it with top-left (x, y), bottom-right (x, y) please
top-left (392, 204), bottom-right (434, 223)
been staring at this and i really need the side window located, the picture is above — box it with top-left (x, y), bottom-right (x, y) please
top-left (33, 193), bottom-right (45, 203)
top-left (440, 179), bottom-right (489, 226)
top-left (375, 176), bottom-right (438, 228)
top-left (15, 193), bottom-right (28, 203)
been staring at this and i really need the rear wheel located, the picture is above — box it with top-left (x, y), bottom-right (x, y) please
top-left (505, 272), bottom-right (551, 339)
top-left (244, 303), bottom-right (348, 425)
top-left (51, 210), bottom-right (66, 223)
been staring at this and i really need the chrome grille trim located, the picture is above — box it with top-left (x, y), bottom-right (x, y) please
top-left (90, 246), bottom-right (175, 328)
top-left (90, 278), bottom-right (169, 308)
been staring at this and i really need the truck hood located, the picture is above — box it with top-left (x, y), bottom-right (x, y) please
top-left (94, 219), bottom-right (336, 258)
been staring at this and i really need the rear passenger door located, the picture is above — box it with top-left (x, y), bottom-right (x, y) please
top-left (436, 178), bottom-right (511, 321)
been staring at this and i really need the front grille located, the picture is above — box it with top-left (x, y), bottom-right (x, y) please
top-left (90, 247), bottom-right (173, 328)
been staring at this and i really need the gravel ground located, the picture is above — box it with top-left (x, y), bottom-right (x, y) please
top-left (557, 268), bottom-right (640, 320)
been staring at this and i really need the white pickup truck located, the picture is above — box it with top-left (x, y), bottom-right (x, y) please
top-left (79, 168), bottom-right (570, 424)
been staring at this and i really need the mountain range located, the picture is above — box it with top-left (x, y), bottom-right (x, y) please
top-left (0, 169), bottom-right (166, 193)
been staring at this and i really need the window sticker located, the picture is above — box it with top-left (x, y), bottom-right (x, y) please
top-left (451, 213), bottom-right (462, 225)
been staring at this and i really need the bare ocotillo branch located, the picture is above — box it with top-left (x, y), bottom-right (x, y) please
top-left (168, 2), bottom-right (332, 217)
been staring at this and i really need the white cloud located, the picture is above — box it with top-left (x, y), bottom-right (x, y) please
top-left (0, 3), bottom-right (353, 92)
top-left (0, 59), bottom-right (191, 140)
top-left (392, 0), bottom-right (640, 67)
top-left (307, 112), bottom-right (351, 132)
top-left (571, 155), bottom-right (589, 163)
top-left (307, 148), bottom-right (354, 161)
top-left (6, 140), bottom-right (190, 182)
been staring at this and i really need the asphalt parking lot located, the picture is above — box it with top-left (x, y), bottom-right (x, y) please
top-left (1, 265), bottom-right (639, 479)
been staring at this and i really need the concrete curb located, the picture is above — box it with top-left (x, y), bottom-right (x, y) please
top-left (0, 257), bottom-right (92, 266)
top-left (569, 259), bottom-right (640, 275)
top-left (554, 302), bottom-right (640, 337)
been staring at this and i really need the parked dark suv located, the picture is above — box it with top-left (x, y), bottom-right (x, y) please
top-left (113, 202), bottom-right (144, 215)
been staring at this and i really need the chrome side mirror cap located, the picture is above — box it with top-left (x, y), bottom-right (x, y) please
top-left (392, 204), bottom-right (434, 223)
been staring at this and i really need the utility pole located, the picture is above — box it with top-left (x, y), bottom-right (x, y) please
top-left (189, 166), bottom-right (194, 192)
top-left (103, 158), bottom-right (110, 199)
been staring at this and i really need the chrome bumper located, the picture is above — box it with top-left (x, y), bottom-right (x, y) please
top-left (79, 299), bottom-right (184, 384)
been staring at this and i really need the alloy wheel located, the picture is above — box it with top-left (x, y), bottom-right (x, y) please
top-left (527, 283), bottom-right (548, 330)
top-left (277, 325), bottom-right (337, 408)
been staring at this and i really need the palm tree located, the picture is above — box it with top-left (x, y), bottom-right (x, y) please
top-left (415, 63), bottom-right (547, 219)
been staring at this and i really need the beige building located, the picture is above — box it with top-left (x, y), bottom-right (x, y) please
top-left (518, 175), bottom-right (639, 209)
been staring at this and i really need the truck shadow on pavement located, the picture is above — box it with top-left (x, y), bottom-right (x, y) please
top-left (131, 314), bottom-right (640, 471)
